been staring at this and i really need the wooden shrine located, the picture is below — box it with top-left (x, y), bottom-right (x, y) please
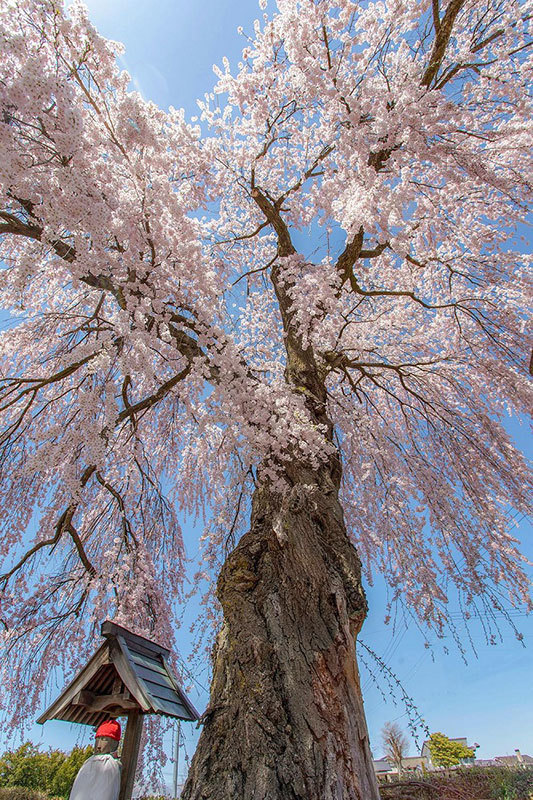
top-left (37, 620), bottom-right (199, 800)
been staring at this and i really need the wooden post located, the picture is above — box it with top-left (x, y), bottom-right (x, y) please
top-left (173, 720), bottom-right (181, 798)
top-left (119, 710), bottom-right (144, 800)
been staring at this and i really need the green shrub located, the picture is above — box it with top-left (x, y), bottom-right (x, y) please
top-left (488, 766), bottom-right (533, 800)
top-left (0, 744), bottom-right (57, 791)
top-left (0, 742), bottom-right (93, 799)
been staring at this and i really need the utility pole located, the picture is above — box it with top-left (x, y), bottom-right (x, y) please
top-left (173, 720), bottom-right (181, 798)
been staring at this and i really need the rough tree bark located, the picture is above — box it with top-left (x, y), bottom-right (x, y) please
top-left (181, 463), bottom-right (380, 800)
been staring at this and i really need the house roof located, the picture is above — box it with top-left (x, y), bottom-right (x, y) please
top-left (402, 756), bottom-right (426, 768)
top-left (372, 758), bottom-right (394, 773)
top-left (37, 621), bottom-right (199, 728)
top-left (495, 754), bottom-right (533, 765)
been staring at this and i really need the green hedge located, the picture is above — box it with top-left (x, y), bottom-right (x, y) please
top-left (0, 743), bottom-right (93, 799)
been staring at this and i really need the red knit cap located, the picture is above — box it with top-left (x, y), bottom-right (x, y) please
top-left (95, 719), bottom-right (121, 741)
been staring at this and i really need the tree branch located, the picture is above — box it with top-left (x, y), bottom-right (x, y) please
top-left (250, 186), bottom-right (295, 257)
top-left (0, 465), bottom-right (96, 587)
top-left (422, 0), bottom-right (467, 88)
top-left (0, 212), bottom-right (125, 304)
top-left (0, 200), bottom-right (218, 382)
top-left (66, 523), bottom-right (97, 577)
top-left (116, 363), bottom-right (192, 424)
top-left (432, 0), bottom-right (441, 34)
top-left (335, 227), bottom-right (364, 289)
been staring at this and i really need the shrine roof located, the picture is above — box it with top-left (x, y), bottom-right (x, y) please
top-left (37, 621), bottom-right (199, 728)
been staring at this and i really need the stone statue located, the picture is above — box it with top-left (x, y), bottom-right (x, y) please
top-left (69, 719), bottom-right (122, 800)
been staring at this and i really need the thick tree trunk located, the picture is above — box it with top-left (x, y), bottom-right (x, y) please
top-left (182, 471), bottom-right (380, 800)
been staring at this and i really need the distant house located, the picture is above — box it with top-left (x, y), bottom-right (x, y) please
top-left (421, 737), bottom-right (477, 769)
top-left (373, 740), bottom-right (533, 779)
top-left (472, 750), bottom-right (533, 769)
top-left (373, 736), bottom-right (477, 777)
top-left (493, 750), bottom-right (533, 767)
top-left (372, 753), bottom-right (430, 777)
top-left (372, 757), bottom-right (394, 776)
top-left (401, 756), bottom-right (427, 772)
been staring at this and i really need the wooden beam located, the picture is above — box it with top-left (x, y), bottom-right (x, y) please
top-left (36, 643), bottom-right (110, 724)
top-left (119, 711), bottom-right (144, 800)
top-left (72, 689), bottom-right (139, 713)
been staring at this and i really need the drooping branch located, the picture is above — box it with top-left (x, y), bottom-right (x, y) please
top-left (342, 269), bottom-right (456, 310)
top-left (66, 522), bottom-right (97, 577)
top-left (0, 199), bottom-right (216, 377)
top-left (334, 239), bottom-right (461, 311)
top-left (0, 353), bottom-right (99, 413)
top-left (0, 465), bottom-right (97, 588)
top-left (0, 210), bottom-right (124, 303)
top-left (116, 363), bottom-right (192, 425)
top-left (95, 472), bottom-right (138, 548)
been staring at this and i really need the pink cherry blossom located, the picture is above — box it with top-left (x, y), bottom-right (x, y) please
top-left (0, 0), bottom-right (531, 765)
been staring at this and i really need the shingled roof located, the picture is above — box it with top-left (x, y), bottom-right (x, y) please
top-left (37, 621), bottom-right (199, 728)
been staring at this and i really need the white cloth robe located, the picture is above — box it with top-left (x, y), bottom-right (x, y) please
top-left (69, 753), bottom-right (121, 800)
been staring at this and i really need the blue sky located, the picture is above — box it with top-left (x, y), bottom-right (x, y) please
top-left (2, 0), bottom-right (532, 791)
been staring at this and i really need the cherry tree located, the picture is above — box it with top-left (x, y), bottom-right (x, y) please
top-left (0, 0), bottom-right (531, 797)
